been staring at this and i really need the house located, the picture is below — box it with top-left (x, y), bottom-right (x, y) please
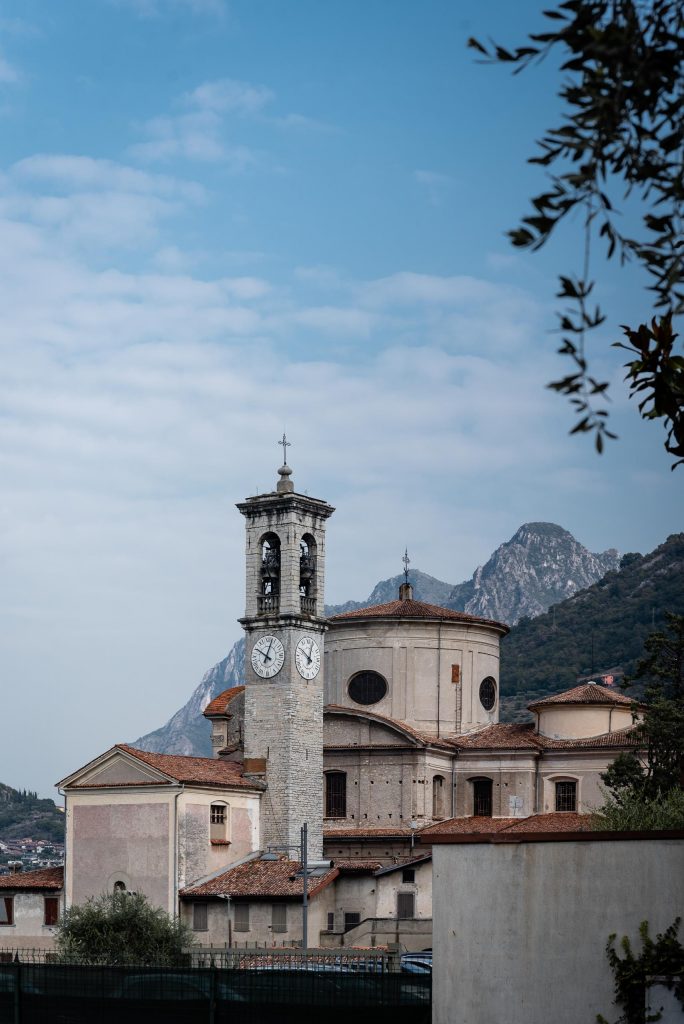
top-left (0, 866), bottom-right (64, 951)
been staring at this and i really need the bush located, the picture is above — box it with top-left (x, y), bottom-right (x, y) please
top-left (55, 891), bottom-right (194, 966)
top-left (592, 788), bottom-right (684, 832)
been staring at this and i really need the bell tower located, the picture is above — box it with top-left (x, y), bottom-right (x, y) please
top-left (237, 443), bottom-right (334, 859)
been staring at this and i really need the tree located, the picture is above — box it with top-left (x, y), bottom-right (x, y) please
top-left (597, 919), bottom-right (684, 1024)
top-left (55, 891), bottom-right (194, 965)
top-left (469, 1), bottom-right (684, 464)
top-left (595, 612), bottom-right (684, 828)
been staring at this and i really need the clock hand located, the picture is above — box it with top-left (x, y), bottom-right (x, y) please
top-left (263, 639), bottom-right (274, 663)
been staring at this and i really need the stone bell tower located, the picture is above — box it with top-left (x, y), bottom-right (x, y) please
top-left (237, 442), bottom-right (334, 859)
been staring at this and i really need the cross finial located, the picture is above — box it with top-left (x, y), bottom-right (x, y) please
top-left (278, 432), bottom-right (291, 466)
top-left (402, 548), bottom-right (411, 584)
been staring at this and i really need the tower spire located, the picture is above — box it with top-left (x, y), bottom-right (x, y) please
top-left (276, 433), bottom-right (294, 493)
top-left (399, 547), bottom-right (413, 601)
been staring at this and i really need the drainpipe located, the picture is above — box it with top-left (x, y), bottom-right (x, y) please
top-left (173, 785), bottom-right (184, 919)
top-left (436, 621), bottom-right (443, 738)
top-left (451, 754), bottom-right (456, 818)
top-left (58, 788), bottom-right (68, 911)
top-left (534, 754), bottom-right (541, 814)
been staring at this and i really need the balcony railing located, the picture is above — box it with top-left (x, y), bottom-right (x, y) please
top-left (258, 594), bottom-right (280, 615)
top-left (300, 596), bottom-right (316, 615)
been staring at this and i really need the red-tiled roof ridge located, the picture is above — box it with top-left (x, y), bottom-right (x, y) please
top-left (453, 721), bottom-right (639, 751)
top-left (95, 744), bottom-right (262, 790)
top-left (528, 683), bottom-right (634, 709)
top-left (181, 854), bottom-right (339, 900)
top-left (0, 866), bottom-right (64, 890)
top-left (421, 812), bottom-right (593, 840)
top-left (328, 598), bottom-right (509, 634)
top-left (203, 686), bottom-right (245, 718)
top-left (421, 817), bottom-right (518, 837)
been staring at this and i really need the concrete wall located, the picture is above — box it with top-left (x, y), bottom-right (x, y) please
top-left (0, 892), bottom-right (63, 949)
top-left (325, 619), bottom-right (503, 737)
top-left (432, 836), bottom-right (684, 1024)
top-left (182, 894), bottom-right (332, 948)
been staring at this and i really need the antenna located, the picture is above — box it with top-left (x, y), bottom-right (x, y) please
top-left (402, 548), bottom-right (411, 584)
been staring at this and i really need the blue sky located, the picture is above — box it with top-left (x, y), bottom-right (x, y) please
top-left (1, 0), bottom-right (681, 796)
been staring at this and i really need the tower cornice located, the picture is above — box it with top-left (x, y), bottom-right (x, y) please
top-left (236, 492), bottom-right (335, 518)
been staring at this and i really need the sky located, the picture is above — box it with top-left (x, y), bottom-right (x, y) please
top-left (1, 0), bottom-right (681, 798)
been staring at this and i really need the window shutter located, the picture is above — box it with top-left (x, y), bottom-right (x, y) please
top-left (193, 903), bottom-right (208, 932)
top-left (397, 893), bottom-right (415, 919)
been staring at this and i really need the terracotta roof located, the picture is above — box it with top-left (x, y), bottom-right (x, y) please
top-left (84, 745), bottom-right (259, 790)
top-left (421, 812), bottom-right (593, 841)
top-left (328, 598), bottom-right (509, 634)
top-left (0, 866), bottom-right (64, 890)
top-left (528, 683), bottom-right (634, 709)
top-left (454, 723), bottom-right (541, 750)
top-left (181, 856), bottom-right (338, 899)
top-left (203, 686), bottom-right (245, 718)
top-left (421, 817), bottom-right (518, 836)
top-left (324, 826), bottom-right (421, 839)
top-left (453, 722), bottom-right (639, 751)
top-left (503, 812), bottom-right (593, 833)
top-left (334, 859), bottom-right (384, 873)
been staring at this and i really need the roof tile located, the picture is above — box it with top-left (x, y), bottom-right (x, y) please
top-left (328, 598), bottom-right (509, 633)
top-left (0, 866), bottom-right (64, 890)
top-left (203, 686), bottom-right (245, 718)
top-left (528, 683), bottom-right (634, 709)
top-left (181, 856), bottom-right (338, 899)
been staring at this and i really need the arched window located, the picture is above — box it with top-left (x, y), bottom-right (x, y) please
top-left (300, 534), bottom-right (317, 613)
top-left (432, 775), bottom-right (446, 819)
top-left (210, 802), bottom-right (230, 842)
top-left (325, 772), bottom-right (347, 818)
top-left (259, 533), bottom-right (280, 614)
top-left (113, 880), bottom-right (127, 892)
top-left (471, 778), bottom-right (493, 817)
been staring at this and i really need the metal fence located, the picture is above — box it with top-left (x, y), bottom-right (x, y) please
top-left (0, 948), bottom-right (431, 1024)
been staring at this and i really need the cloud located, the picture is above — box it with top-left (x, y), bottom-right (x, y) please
top-left (129, 78), bottom-right (273, 164)
top-left (414, 169), bottom-right (454, 205)
top-left (110, 0), bottom-right (226, 17)
top-left (12, 154), bottom-right (205, 201)
top-left (0, 54), bottom-right (20, 84)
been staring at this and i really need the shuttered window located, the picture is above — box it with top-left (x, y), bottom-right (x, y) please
top-left (44, 898), bottom-right (59, 927)
top-left (0, 898), bottom-right (13, 926)
top-left (397, 893), bottom-right (415, 920)
top-left (325, 773), bottom-right (347, 818)
top-left (234, 903), bottom-right (250, 932)
top-left (193, 903), bottom-right (208, 932)
top-left (271, 904), bottom-right (287, 933)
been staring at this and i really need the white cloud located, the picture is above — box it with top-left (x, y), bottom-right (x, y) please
top-left (185, 78), bottom-right (273, 116)
top-left (0, 54), bottom-right (20, 84)
top-left (12, 154), bottom-right (206, 201)
top-left (111, 0), bottom-right (226, 17)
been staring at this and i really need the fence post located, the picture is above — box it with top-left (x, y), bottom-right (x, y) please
top-left (12, 960), bottom-right (20, 1024)
top-left (387, 943), bottom-right (401, 973)
top-left (208, 966), bottom-right (216, 1024)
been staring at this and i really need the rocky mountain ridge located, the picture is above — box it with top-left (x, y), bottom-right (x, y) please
top-left (135, 522), bottom-right (619, 757)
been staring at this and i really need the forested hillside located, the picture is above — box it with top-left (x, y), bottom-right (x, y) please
top-left (0, 784), bottom-right (64, 844)
top-left (500, 533), bottom-right (684, 718)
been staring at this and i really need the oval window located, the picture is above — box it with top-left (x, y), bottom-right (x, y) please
top-left (479, 677), bottom-right (497, 711)
top-left (348, 671), bottom-right (388, 706)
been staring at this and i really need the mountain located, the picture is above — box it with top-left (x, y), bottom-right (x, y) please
top-left (446, 522), bottom-right (619, 625)
top-left (0, 785), bottom-right (64, 845)
top-left (135, 522), bottom-right (620, 757)
top-left (325, 569), bottom-right (454, 616)
top-left (499, 533), bottom-right (684, 720)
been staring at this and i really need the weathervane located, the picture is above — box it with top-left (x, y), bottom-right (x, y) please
top-left (402, 548), bottom-right (411, 585)
top-left (278, 432), bottom-right (291, 466)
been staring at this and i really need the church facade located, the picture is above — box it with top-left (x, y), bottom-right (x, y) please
top-left (4, 458), bottom-right (639, 951)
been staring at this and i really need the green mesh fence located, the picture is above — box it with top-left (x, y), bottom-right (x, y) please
top-left (0, 957), bottom-right (431, 1024)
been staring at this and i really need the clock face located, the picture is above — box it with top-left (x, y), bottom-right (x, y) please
top-left (295, 636), bottom-right (321, 679)
top-left (251, 635), bottom-right (285, 678)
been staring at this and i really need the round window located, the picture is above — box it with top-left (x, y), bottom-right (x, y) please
top-left (479, 677), bottom-right (497, 711)
top-left (348, 671), bottom-right (388, 706)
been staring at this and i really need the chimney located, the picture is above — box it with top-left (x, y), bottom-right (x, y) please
top-left (10, 863), bottom-right (22, 875)
top-left (399, 582), bottom-right (413, 601)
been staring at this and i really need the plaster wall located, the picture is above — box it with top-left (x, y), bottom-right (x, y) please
top-left (325, 620), bottom-right (503, 737)
top-left (0, 892), bottom-right (63, 948)
top-left (538, 705), bottom-right (633, 738)
top-left (183, 895), bottom-right (332, 948)
top-left (177, 792), bottom-right (259, 890)
top-left (432, 837), bottom-right (684, 1024)
top-left (374, 861), bottom-right (432, 919)
top-left (68, 793), bottom-right (174, 912)
top-left (539, 753), bottom-right (621, 813)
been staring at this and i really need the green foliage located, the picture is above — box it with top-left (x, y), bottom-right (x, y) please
top-left (469, 0), bottom-right (684, 464)
top-left (593, 786), bottom-right (684, 831)
top-left (597, 919), bottom-right (684, 1023)
top-left (500, 533), bottom-right (684, 699)
top-left (55, 891), bottom-right (194, 966)
top-left (0, 783), bottom-right (64, 844)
